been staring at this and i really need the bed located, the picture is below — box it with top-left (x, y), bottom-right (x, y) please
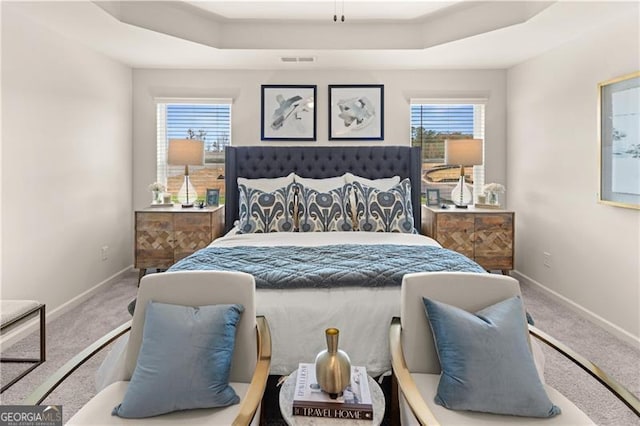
top-left (96, 145), bottom-right (485, 388)
top-left (168, 146), bottom-right (485, 376)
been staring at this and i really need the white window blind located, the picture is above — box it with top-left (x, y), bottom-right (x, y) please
top-left (410, 102), bottom-right (486, 201)
top-left (155, 100), bottom-right (232, 185)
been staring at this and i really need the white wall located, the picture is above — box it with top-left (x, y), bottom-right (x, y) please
top-left (1, 5), bottom-right (133, 312)
top-left (507, 12), bottom-right (640, 342)
top-left (133, 69), bottom-right (506, 209)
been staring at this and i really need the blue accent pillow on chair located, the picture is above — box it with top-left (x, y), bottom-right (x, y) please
top-left (422, 296), bottom-right (561, 418)
top-left (112, 302), bottom-right (244, 418)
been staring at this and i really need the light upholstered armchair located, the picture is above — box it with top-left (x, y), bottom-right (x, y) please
top-left (390, 272), bottom-right (640, 425)
top-left (25, 271), bottom-right (271, 426)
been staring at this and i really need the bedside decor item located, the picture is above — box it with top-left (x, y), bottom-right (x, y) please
top-left (484, 182), bottom-right (505, 206)
top-left (445, 139), bottom-right (483, 208)
top-left (206, 188), bottom-right (220, 207)
top-left (315, 328), bottom-right (351, 399)
top-left (168, 139), bottom-right (204, 208)
top-left (148, 182), bottom-right (166, 205)
top-left (329, 84), bottom-right (384, 140)
top-left (426, 188), bottom-right (440, 206)
top-left (261, 85), bottom-right (316, 141)
top-left (598, 71), bottom-right (640, 209)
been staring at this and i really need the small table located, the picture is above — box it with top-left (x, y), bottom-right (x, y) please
top-left (279, 371), bottom-right (385, 426)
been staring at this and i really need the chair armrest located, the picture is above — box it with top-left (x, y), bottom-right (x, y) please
top-left (390, 317), bottom-right (441, 426)
top-left (23, 321), bottom-right (132, 406)
top-left (528, 324), bottom-right (640, 416)
top-left (233, 315), bottom-right (272, 426)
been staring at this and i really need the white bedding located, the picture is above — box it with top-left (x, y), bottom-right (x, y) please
top-left (210, 230), bottom-right (440, 376)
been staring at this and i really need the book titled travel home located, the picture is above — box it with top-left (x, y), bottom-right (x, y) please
top-left (292, 363), bottom-right (373, 420)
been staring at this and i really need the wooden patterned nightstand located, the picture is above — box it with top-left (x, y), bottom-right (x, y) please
top-left (421, 205), bottom-right (514, 274)
top-left (135, 205), bottom-right (224, 282)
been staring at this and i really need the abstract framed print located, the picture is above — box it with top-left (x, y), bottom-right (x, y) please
top-left (329, 84), bottom-right (384, 140)
top-left (261, 85), bottom-right (316, 141)
top-left (598, 71), bottom-right (640, 209)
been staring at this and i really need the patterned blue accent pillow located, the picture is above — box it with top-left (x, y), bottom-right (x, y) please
top-left (352, 178), bottom-right (416, 233)
top-left (298, 183), bottom-right (353, 232)
top-left (423, 296), bottom-right (561, 418)
top-left (238, 182), bottom-right (297, 233)
top-left (112, 302), bottom-right (243, 418)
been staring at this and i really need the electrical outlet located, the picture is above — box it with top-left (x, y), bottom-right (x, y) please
top-left (543, 252), bottom-right (552, 268)
top-left (101, 246), bottom-right (109, 261)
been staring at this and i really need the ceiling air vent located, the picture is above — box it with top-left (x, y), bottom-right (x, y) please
top-left (280, 56), bottom-right (316, 63)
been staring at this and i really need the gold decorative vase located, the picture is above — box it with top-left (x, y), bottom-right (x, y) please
top-left (315, 328), bottom-right (351, 399)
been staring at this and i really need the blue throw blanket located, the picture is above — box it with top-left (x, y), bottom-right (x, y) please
top-left (168, 244), bottom-right (485, 289)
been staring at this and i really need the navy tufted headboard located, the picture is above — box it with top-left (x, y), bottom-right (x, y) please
top-left (224, 146), bottom-right (422, 233)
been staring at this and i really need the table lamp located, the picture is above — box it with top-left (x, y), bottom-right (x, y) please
top-left (168, 139), bottom-right (204, 208)
top-left (444, 139), bottom-right (483, 208)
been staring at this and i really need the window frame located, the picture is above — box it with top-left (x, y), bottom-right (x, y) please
top-left (155, 98), bottom-right (232, 187)
top-left (410, 99), bottom-right (487, 203)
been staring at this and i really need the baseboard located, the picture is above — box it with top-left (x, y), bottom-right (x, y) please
top-left (512, 270), bottom-right (640, 350)
top-left (0, 265), bottom-right (134, 349)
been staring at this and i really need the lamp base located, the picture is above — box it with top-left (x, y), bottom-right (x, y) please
top-left (451, 175), bottom-right (473, 208)
top-left (178, 175), bottom-right (198, 207)
top-left (181, 203), bottom-right (194, 208)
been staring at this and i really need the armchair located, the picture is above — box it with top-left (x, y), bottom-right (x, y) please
top-left (390, 271), bottom-right (639, 425)
top-left (25, 271), bottom-right (271, 425)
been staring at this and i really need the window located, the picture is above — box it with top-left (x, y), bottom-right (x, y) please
top-left (156, 100), bottom-right (231, 203)
top-left (410, 102), bottom-right (485, 203)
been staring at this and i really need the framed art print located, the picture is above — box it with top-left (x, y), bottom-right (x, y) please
top-left (206, 188), bottom-right (220, 207)
top-left (598, 71), bottom-right (640, 209)
top-left (426, 189), bottom-right (440, 206)
top-left (329, 84), bottom-right (384, 140)
top-left (261, 85), bottom-right (316, 141)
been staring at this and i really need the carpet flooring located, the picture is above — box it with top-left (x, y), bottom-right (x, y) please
top-left (1, 270), bottom-right (639, 425)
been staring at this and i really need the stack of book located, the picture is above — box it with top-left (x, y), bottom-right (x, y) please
top-left (474, 203), bottom-right (502, 209)
top-left (292, 363), bottom-right (373, 421)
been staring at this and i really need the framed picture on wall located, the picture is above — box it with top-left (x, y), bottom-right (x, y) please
top-left (329, 84), bottom-right (384, 140)
top-left (261, 85), bottom-right (316, 141)
top-left (598, 71), bottom-right (640, 209)
top-left (206, 188), bottom-right (220, 207)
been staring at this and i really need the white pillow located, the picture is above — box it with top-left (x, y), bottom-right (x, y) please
top-left (237, 172), bottom-right (295, 192)
top-left (293, 174), bottom-right (347, 192)
top-left (344, 172), bottom-right (400, 191)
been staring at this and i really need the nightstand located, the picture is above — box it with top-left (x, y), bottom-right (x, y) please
top-left (421, 205), bottom-right (514, 274)
top-left (134, 205), bottom-right (224, 282)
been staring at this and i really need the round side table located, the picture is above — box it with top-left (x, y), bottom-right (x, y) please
top-left (279, 371), bottom-right (385, 426)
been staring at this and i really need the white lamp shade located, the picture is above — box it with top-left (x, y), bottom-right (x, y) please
top-left (444, 139), bottom-right (483, 166)
top-left (168, 139), bottom-right (204, 166)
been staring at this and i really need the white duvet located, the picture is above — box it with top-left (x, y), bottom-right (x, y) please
top-left (210, 230), bottom-right (440, 376)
